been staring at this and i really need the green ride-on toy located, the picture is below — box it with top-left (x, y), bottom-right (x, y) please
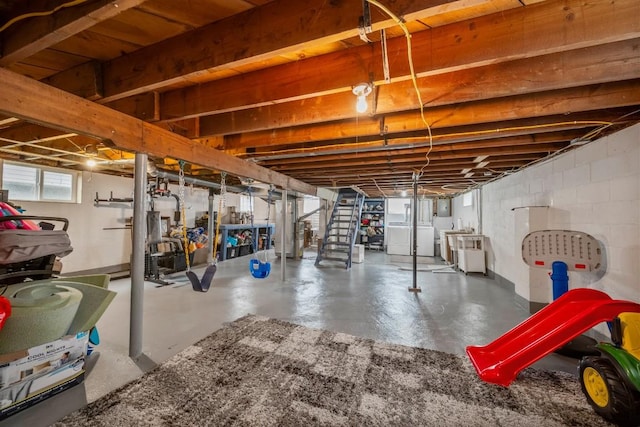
top-left (579, 312), bottom-right (640, 426)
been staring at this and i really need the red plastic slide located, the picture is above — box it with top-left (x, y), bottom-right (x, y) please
top-left (466, 288), bottom-right (640, 387)
top-left (0, 296), bottom-right (11, 331)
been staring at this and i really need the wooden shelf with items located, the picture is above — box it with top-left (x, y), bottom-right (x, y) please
top-left (359, 198), bottom-right (385, 250)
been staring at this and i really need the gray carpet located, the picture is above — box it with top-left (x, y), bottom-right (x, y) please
top-left (55, 315), bottom-right (612, 426)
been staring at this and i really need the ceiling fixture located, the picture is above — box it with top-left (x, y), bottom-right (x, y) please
top-left (352, 82), bottom-right (373, 114)
top-left (84, 144), bottom-right (99, 167)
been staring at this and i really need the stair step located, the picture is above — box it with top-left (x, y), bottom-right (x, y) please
top-left (318, 189), bottom-right (364, 268)
top-left (326, 248), bottom-right (351, 255)
top-left (322, 256), bottom-right (349, 262)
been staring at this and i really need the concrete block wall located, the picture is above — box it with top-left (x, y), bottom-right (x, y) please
top-left (481, 124), bottom-right (640, 314)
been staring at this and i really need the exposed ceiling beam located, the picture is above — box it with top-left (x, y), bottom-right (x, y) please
top-left (0, 68), bottom-right (316, 195)
top-left (97, 0), bottom-right (508, 102)
top-left (0, 0), bottom-right (147, 66)
top-left (230, 111), bottom-right (628, 158)
top-left (267, 142), bottom-right (567, 172)
top-left (155, 0), bottom-right (640, 121)
top-left (219, 80), bottom-right (640, 150)
top-left (255, 130), bottom-right (585, 166)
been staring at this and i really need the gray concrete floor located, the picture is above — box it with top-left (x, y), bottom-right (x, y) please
top-left (3, 248), bottom-right (580, 427)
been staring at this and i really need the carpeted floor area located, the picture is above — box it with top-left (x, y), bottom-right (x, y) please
top-left (54, 315), bottom-right (612, 426)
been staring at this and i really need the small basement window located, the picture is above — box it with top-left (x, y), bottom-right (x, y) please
top-left (1, 161), bottom-right (80, 203)
top-left (463, 191), bottom-right (473, 207)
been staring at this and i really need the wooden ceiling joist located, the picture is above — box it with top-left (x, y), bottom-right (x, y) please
top-left (220, 80), bottom-right (640, 152)
top-left (0, 0), bottom-right (147, 66)
top-left (254, 130), bottom-right (586, 166)
top-left (0, 68), bottom-right (316, 195)
top-left (154, 0), bottom-right (640, 122)
top-left (99, 0), bottom-right (494, 102)
top-left (268, 142), bottom-right (567, 172)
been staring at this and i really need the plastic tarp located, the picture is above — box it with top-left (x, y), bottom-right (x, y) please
top-left (0, 230), bottom-right (73, 264)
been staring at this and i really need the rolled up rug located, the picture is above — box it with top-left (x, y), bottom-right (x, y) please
top-left (0, 284), bottom-right (82, 354)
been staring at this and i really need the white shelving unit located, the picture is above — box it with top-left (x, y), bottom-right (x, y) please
top-left (456, 234), bottom-right (486, 275)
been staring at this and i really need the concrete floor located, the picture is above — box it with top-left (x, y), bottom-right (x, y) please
top-left (2, 249), bottom-right (580, 427)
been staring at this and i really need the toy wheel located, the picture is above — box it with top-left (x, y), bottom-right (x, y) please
top-left (579, 356), bottom-right (640, 426)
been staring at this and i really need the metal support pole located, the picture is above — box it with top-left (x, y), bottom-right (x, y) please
top-left (409, 172), bottom-right (422, 293)
top-left (292, 196), bottom-right (298, 260)
top-left (207, 188), bottom-right (215, 264)
top-left (280, 189), bottom-right (287, 281)
top-left (129, 153), bottom-right (147, 358)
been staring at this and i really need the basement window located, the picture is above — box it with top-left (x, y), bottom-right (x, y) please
top-left (239, 194), bottom-right (251, 213)
top-left (1, 161), bottom-right (80, 203)
top-left (463, 192), bottom-right (473, 207)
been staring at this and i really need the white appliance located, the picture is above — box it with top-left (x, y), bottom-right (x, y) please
top-left (416, 226), bottom-right (435, 256)
top-left (386, 224), bottom-right (435, 256)
top-left (386, 224), bottom-right (411, 255)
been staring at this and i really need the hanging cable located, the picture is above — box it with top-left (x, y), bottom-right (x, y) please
top-left (0, 0), bottom-right (90, 33)
top-left (365, 0), bottom-right (433, 178)
top-left (219, 172), bottom-right (226, 209)
top-left (380, 29), bottom-right (391, 83)
top-left (371, 177), bottom-right (388, 198)
top-left (211, 172), bottom-right (226, 265)
top-left (178, 161), bottom-right (192, 272)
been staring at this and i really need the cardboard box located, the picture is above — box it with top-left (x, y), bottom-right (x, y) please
top-left (0, 332), bottom-right (88, 420)
top-left (353, 244), bottom-right (364, 263)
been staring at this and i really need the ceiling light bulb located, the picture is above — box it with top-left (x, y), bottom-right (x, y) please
top-left (87, 159), bottom-right (97, 167)
top-left (356, 95), bottom-right (368, 113)
top-left (352, 82), bottom-right (372, 114)
top-left (401, 190), bottom-right (407, 197)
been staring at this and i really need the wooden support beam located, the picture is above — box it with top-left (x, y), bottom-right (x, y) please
top-left (99, 0), bottom-right (502, 102)
top-left (204, 42), bottom-right (640, 140)
top-left (42, 61), bottom-right (104, 100)
top-left (105, 92), bottom-right (158, 121)
top-left (228, 112), bottom-right (624, 157)
top-left (267, 143), bottom-right (566, 172)
top-left (255, 130), bottom-right (585, 166)
top-left (157, 0), bottom-right (640, 121)
top-left (0, 0), bottom-right (147, 66)
top-left (221, 80), bottom-right (640, 150)
top-left (0, 68), bottom-right (316, 195)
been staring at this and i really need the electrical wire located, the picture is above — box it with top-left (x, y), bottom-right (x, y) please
top-left (365, 0), bottom-right (433, 179)
top-left (371, 177), bottom-right (388, 197)
top-left (578, 108), bottom-right (640, 141)
top-left (0, 0), bottom-right (90, 33)
top-left (456, 109), bottom-right (640, 194)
